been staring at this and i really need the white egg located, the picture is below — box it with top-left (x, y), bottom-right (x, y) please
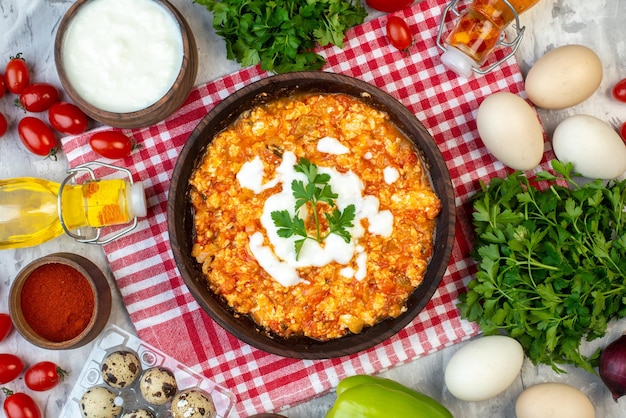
top-left (525, 44), bottom-right (603, 110)
top-left (476, 92), bottom-right (545, 171)
top-left (444, 335), bottom-right (524, 401)
top-left (552, 114), bottom-right (626, 179)
top-left (515, 383), bottom-right (595, 418)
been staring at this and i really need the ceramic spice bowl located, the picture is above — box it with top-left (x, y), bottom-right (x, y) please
top-left (9, 252), bottom-right (112, 350)
top-left (54, 0), bottom-right (198, 128)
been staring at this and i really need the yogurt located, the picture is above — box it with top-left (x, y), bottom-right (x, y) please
top-left (62, 0), bottom-right (184, 113)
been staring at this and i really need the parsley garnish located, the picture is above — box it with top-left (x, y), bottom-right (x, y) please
top-left (460, 160), bottom-right (626, 374)
top-left (271, 158), bottom-right (355, 259)
top-left (193, 0), bottom-right (367, 73)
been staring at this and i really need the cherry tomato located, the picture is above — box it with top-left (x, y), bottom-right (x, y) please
top-left (621, 122), bottom-right (626, 142)
top-left (89, 131), bottom-right (134, 159)
top-left (5, 53), bottom-right (30, 94)
top-left (0, 353), bottom-right (24, 384)
top-left (48, 102), bottom-right (89, 135)
top-left (2, 389), bottom-right (42, 418)
top-left (0, 113), bottom-right (7, 138)
top-left (613, 78), bottom-right (626, 103)
top-left (17, 117), bottom-right (57, 158)
top-left (0, 314), bottom-right (12, 342)
top-left (24, 361), bottom-right (68, 392)
top-left (386, 16), bottom-right (413, 51)
top-left (19, 83), bottom-right (60, 113)
top-left (0, 74), bottom-right (6, 99)
top-left (366, 0), bottom-right (414, 12)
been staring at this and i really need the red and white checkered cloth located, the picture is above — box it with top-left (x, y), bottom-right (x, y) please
top-left (61, 0), bottom-right (554, 415)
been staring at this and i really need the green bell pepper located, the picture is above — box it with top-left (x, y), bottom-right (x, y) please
top-left (325, 374), bottom-right (453, 418)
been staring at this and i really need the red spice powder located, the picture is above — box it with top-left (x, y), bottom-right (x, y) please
top-left (20, 263), bottom-right (95, 342)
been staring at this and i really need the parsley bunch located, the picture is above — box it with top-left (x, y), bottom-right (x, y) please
top-left (460, 160), bottom-right (626, 373)
top-left (194, 0), bottom-right (367, 73)
top-left (271, 158), bottom-right (356, 259)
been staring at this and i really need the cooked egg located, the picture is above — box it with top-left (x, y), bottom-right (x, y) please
top-left (476, 92), bottom-right (545, 171)
top-left (525, 44), bottom-right (603, 110)
top-left (444, 335), bottom-right (524, 401)
top-left (515, 382), bottom-right (595, 418)
top-left (552, 114), bottom-right (626, 179)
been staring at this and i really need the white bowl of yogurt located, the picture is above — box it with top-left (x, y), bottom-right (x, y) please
top-left (55, 0), bottom-right (197, 128)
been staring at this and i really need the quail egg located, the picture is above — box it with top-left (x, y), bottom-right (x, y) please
top-left (80, 386), bottom-right (123, 418)
top-left (121, 409), bottom-right (155, 418)
top-left (139, 366), bottom-right (178, 405)
top-left (101, 350), bottom-right (142, 388)
top-left (171, 388), bottom-right (216, 418)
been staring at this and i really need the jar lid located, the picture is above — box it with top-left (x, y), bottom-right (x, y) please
top-left (128, 181), bottom-right (147, 218)
top-left (440, 46), bottom-right (476, 78)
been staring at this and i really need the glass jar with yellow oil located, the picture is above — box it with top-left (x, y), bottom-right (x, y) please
top-left (0, 162), bottom-right (146, 249)
top-left (437, 0), bottom-right (543, 77)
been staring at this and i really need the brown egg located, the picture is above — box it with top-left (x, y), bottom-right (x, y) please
top-left (525, 44), bottom-right (602, 110)
top-left (516, 382), bottom-right (595, 418)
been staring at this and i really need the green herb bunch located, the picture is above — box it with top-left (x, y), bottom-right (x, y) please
top-left (194, 0), bottom-right (367, 73)
top-left (271, 158), bottom-right (355, 259)
top-left (460, 160), bottom-right (626, 373)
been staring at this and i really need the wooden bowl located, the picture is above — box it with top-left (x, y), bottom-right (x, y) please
top-left (54, 0), bottom-right (198, 128)
top-left (168, 72), bottom-right (456, 359)
top-left (9, 252), bottom-right (112, 350)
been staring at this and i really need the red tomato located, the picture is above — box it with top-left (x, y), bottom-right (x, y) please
top-left (613, 78), bottom-right (626, 103)
top-left (89, 131), bottom-right (134, 159)
top-left (0, 314), bottom-right (12, 342)
top-left (19, 83), bottom-right (60, 112)
top-left (24, 361), bottom-right (68, 392)
top-left (17, 117), bottom-right (57, 158)
top-left (386, 16), bottom-right (413, 51)
top-left (5, 53), bottom-right (30, 94)
top-left (366, 0), bottom-right (414, 12)
top-left (0, 74), bottom-right (6, 99)
top-left (48, 102), bottom-right (89, 135)
top-left (621, 121), bottom-right (626, 142)
top-left (0, 354), bottom-right (24, 384)
top-left (0, 113), bottom-right (7, 138)
top-left (2, 389), bottom-right (42, 418)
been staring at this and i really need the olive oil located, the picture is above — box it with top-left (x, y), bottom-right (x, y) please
top-left (0, 177), bottom-right (145, 249)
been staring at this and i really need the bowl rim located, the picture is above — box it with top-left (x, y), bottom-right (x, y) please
top-left (53, 0), bottom-right (198, 128)
top-left (9, 252), bottom-right (112, 350)
top-left (168, 71), bottom-right (456, 359)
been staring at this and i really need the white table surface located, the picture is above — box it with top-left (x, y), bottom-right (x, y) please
top-left (1, 0), bottom-right (626, 417)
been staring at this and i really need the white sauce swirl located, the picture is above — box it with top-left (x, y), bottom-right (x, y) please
top-left (239, 141), bottom-right (395, 286)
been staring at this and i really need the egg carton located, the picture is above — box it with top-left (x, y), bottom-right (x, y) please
top-left (60, 325), bottom-right (236, 418)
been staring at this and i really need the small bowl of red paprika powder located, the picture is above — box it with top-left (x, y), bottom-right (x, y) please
top-left (9, 253), bottom-right (112, 349)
